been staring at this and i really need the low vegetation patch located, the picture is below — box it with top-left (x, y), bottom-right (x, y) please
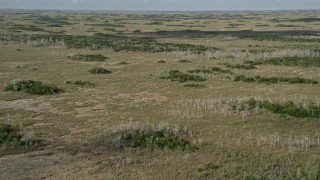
top-left (184, 83), bottom-right (206, 88)
top-left (120, 130), bottom-right (196, 151)
top-left (161, 70), bottom-right (206, 82)
top-left (69, 54), bottom-right (108, 61)
top-left (5, 80), bottom-right (62, 95)
top-left (234, 75), bottom-right (319, 84)
top-left (245, 57), bottom-right (320, 67)
top-left (197, 163), bottom-right (220, 178)
top-left (88, 67), bottom-right (111, 74)
top-left (0, 124), bottom-right (25, 146)
top-left (178, 59), bottom-right (192, 63)
top-left (243, 99), bottom-right (320, 118)
top-left (223, 63), bottom-right (256, 70)
top-left (66, 80), bottom-right (95, 87)
top-left (119, 61), bottom-right (129, 65)
top-left (158, 60), bottom-right (166, 63)
top-left (188, 67), bottom-right (234, 74)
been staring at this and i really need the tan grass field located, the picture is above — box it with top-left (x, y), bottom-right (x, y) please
top-left (0, 10), bottom-right (320, 179)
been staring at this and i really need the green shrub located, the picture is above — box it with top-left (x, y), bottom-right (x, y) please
top-left (234, 75), bottom-right (319, 84)
top-left (88, 67), bottom-right (111, 74)
top-left (234, 75), bottom-right (255, 82)
top-left (5, 80), bottom-right (62, 95)
top-left (188, 67), bottom-right (233, 74)
top-left (244, 99), bottom-right (320, 118)
top-left (0, 124), bottom-right (25, 146)
top-left (119, 61), bottom-right (129, 65)
top-left (120, 130), bottom-right (196, 151)
top-left (70, 54), bottom-right (108, 61)
top-left (178, 59), bottom-right (192, 63)
top-left (161, 70), bottom-right (206, 82)
top-left (184, 83), bottom-right (206, 88)
top-left (245, 57), bottom-right (320, 67)
top-left (158, 60), bottom-right (166, 63)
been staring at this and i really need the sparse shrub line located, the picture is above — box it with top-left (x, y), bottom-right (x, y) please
top-left (69, 54), bottom-right (108, 62)
top-left (234, 75), bottom-right (319, 84)
top-left (161, 70), bottom-right (206, 82)
top-left (188, 67), bottom-right (234, 74)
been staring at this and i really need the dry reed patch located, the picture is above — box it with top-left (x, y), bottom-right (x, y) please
top-left (0, 99), bottom-right (50, 112)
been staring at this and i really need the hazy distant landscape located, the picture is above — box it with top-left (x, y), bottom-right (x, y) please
top-left (1, 9), bottom-right (320, 179)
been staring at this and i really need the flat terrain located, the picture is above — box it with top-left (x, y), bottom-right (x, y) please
top-left (0, 10), bottom-right (320, 179)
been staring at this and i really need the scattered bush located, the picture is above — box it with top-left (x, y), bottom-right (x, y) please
top-left (5, 80), bottom-right (62, 95)
top-left (88, 67), bottom-right (111, 74)
top-left (234, 75), bottom-right (319, 84)
top-left (188, 67), bottom-right (234, 74)
top-left (120, 130), bottom-right (196, 151)
top-left (244, 99), bottom-right (320, 118)
top-left (69, 54), bottom-right (108, 61)
top-left (161, 70), bottom-right (206, 83)
top-left (158, 60), bottom-right (166, 63)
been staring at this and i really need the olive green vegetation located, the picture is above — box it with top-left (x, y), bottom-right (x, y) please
top-left (1, 10), bottom-right (320, 180)
top-left (161, 70), bottom-right (206, 82)
top-left (245, 57), bottom-right (320, 67)
top-left (234, 75), bottom-right (319, 84)
top-left (69, 54), bottom-right (108, 61)
top-left (5, 80), bottom-right (62, 95)
top-left (0, 124), bottom-right (24, 146)
top-left (88, 67), bottom-right (111, 74)
top-left (120, 130), bottom-right (196, 151)
top-left (244, 99), bottom-right (320, 118)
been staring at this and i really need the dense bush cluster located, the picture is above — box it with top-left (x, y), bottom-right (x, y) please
top-left (234, 75), bottom-right (319, 84)
top-left (5, 80), bottom-right (62, 95)
top-left (70, 54), bottom-right (108, 61)
top-left (161, 70), bottom-right (206, 82)
top-left (88, 67), bottom-right (111, 74)
top-left (120, 130), bottom-right (196, 151)
top-left (244, 99), bottom-right (320, 118)
top-left (0, 124), bottom-right (25, 146)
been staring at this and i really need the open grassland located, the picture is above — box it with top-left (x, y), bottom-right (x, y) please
top-left (0, 10), bottom-right (320, 179)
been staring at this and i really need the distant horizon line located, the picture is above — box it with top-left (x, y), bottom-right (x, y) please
top-left (1, 8), bottom-right (320, 12)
